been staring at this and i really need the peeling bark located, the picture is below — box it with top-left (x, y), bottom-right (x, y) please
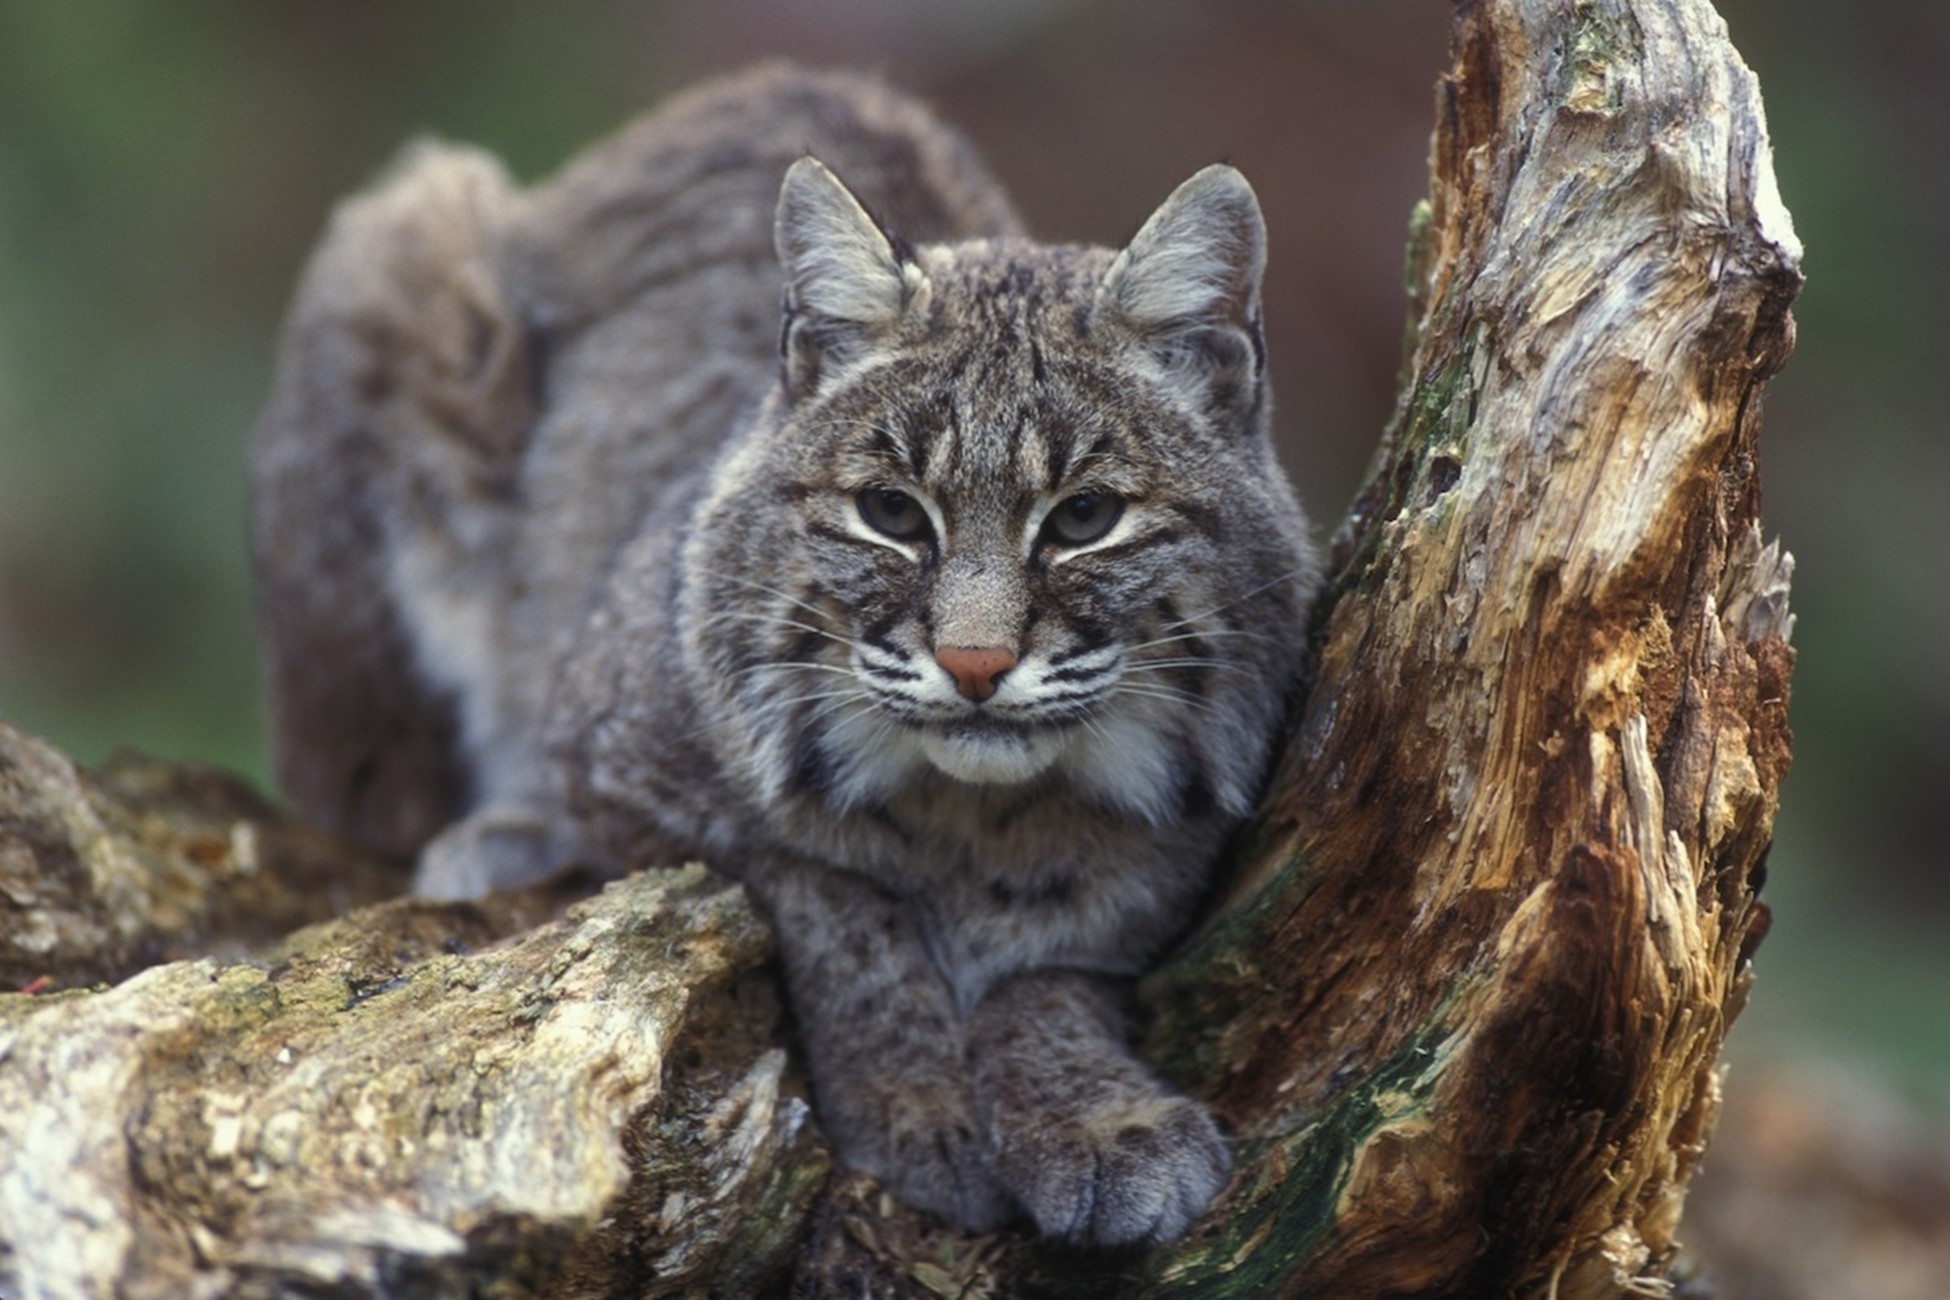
top-left (0, 0), bottom-right (1800, 1296)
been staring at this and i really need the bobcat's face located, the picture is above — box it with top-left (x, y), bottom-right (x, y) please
top-left (685, 160), bottom-right (1314, 826)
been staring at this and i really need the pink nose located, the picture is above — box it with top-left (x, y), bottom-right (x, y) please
top-left (935, 645), bottom-right (1017, 702)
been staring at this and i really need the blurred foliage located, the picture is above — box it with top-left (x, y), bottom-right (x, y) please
top-left (0, 2), bottom-right (1944, 1095)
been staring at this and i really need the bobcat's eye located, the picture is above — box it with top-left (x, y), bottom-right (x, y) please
top-left (1043, 492), bottom-right (1124, 547)
top-left (856, 488), bottom-right (931, 542)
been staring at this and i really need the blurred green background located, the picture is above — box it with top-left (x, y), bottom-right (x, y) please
top-left (1, 0), bottom-right (1944, 1105)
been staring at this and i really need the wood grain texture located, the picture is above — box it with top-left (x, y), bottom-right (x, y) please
top-left (1132, 0), bottom-right (1801, 1293)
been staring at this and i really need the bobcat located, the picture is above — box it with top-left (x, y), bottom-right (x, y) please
top-left (253, 64), bottom-right (1318, 1245)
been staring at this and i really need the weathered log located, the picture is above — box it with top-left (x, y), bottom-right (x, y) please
top-left (0, 722), bottom-right (402, 991)
top-left (0, 740), bottom-right (814, 1297)
top-left (0, 0), bottom-right (1800, 1295)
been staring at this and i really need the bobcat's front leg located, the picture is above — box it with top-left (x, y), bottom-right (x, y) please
top-left (969, 970), bottom-right (1231, 1246)
top-left (757, 862), bottom-right (1011, 1233)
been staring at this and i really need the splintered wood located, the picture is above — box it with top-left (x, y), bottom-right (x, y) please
top-left (1138, 1), bottom-right (1800, 1295)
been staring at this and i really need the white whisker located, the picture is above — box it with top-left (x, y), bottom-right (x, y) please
top-left (1123, 626), bottom-right (1278, 655)
top-left (1124, 656), bottom-right (1248, 677)
top-left (1074, 710), bottom-right (1115, 749)
top-left (800, 692), bottom-right (879, 730)
top-left (676, 680), bottom-right (878, 745)
top-left (729, 659), bottom-right (858, 682)
top-left (693, 569), bottom-right (843, 623)
top-left (1110, 682), bottom-right (1221, 715)
top-left (701, 608), bottom-right (860, 652)
top-left (1156, 564), bottom-right (1314, 633)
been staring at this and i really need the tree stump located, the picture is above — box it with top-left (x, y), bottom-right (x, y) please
top-left (1130, 0), bottom-right (1801, 1286)
top-left (0, 0), bottom-right (1800, 1295)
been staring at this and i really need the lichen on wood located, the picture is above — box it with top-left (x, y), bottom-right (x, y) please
top-left (2, 862), bottom-right (812, 1297)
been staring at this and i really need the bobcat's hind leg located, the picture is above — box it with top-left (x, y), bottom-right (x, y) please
top-left (252, 141), bottom-right (534, 866)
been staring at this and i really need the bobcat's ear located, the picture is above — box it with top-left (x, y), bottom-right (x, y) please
top-left (775, 156), bottom-right (924, 400)
top-left (1103, 164), bottom-right (1268, 429)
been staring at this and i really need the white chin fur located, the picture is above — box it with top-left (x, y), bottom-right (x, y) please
top-left (921, 728), bottom-right (1065, 785)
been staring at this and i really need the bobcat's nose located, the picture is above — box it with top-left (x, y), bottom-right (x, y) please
top-left (935, 645), bottom-right (1017, 702)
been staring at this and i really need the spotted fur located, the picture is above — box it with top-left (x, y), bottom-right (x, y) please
top-left (253, 65), bottom-right (1318, 1245)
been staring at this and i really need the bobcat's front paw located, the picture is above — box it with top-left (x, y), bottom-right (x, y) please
top-left (990, 1089), bottom-right (1230, 1246)
top-left (885, 1092), bottom-right (1016, 1234)
top-left (836, 1078), bottom-right (1013, 1234)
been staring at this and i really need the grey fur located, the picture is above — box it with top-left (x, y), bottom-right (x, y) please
top-left (253, 64), bottom-right (1318, 1244)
